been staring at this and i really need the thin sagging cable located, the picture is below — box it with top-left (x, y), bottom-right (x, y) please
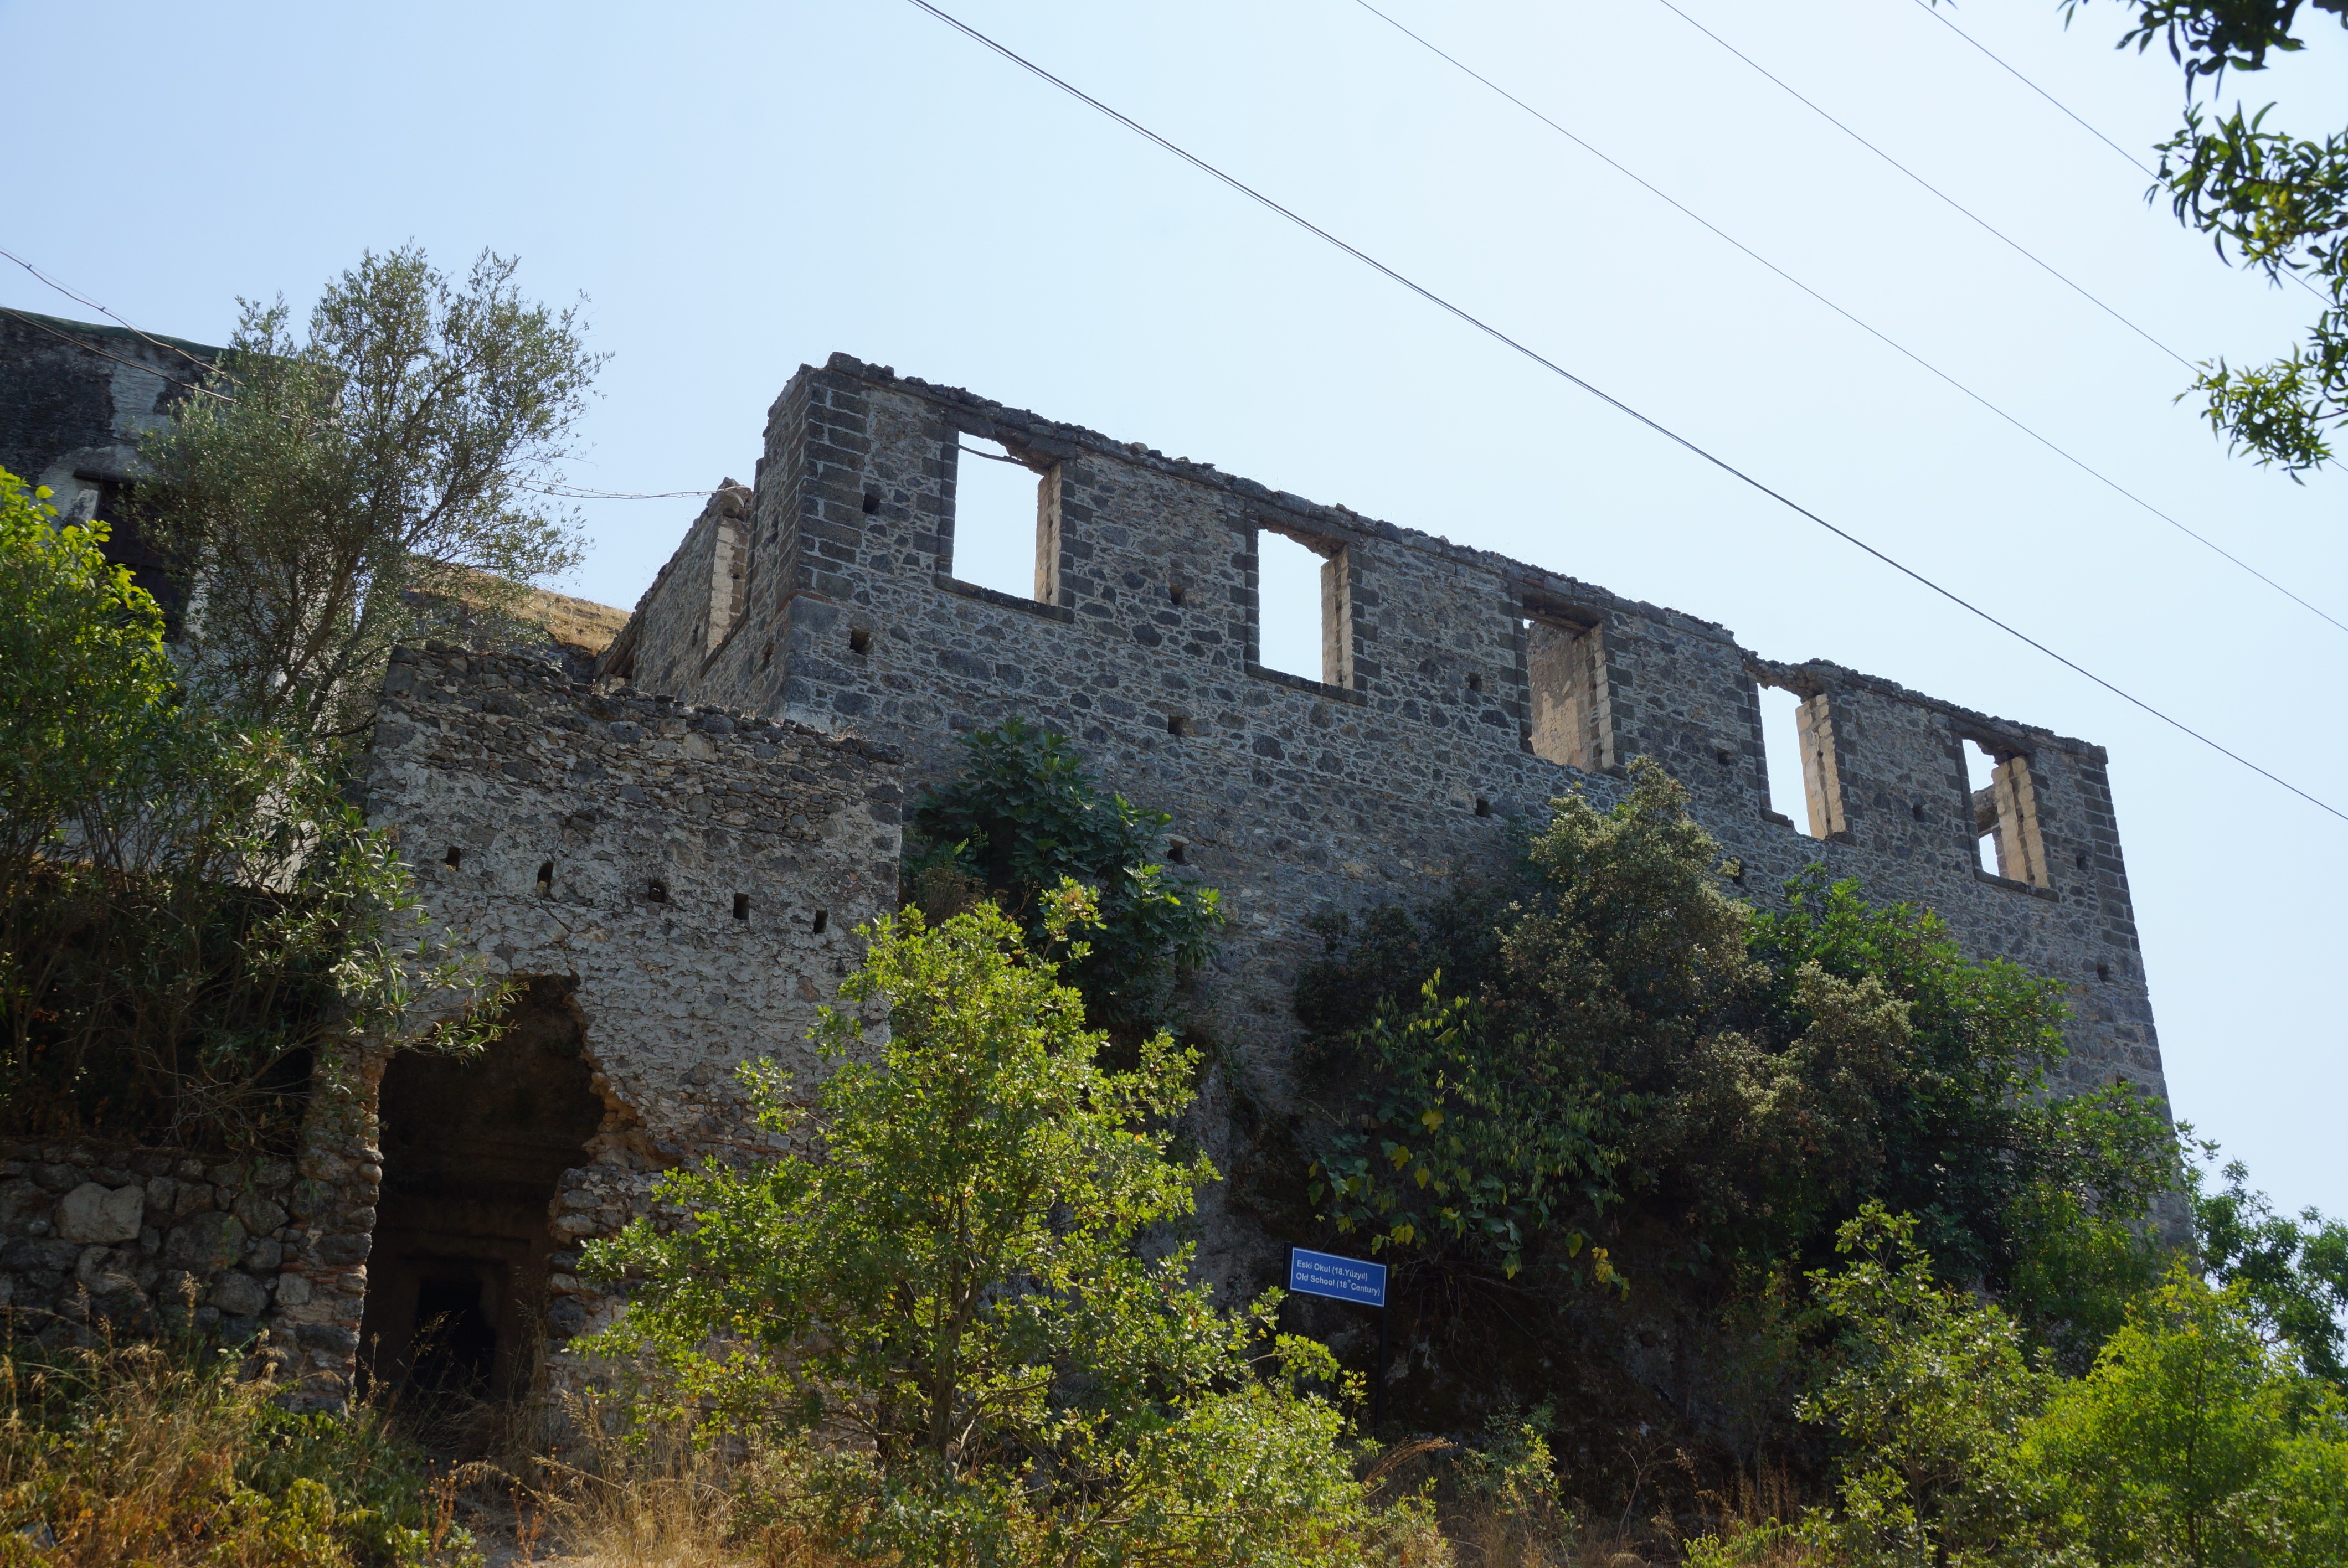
top-left (902, 0), bottom-right (2348, 828)
top-left (1350, 0), bottom-right (2348, 638)
top-left (1904, 0), bottom-right (2156, 177)
top-left (1650, 0), bottom-right (2198, 373)
top-left (0, 246), bottom-right (226, 378)
top-left (1903, 0), bottom-right (2332, 308)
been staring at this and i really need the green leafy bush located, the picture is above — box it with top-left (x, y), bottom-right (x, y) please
top-left (909, 719), bottom-right (1220, 1036)
top-left (585, 893), bottom-right (1415, 1566)
top-left (1297, 760), bottom-right (2174, 1325)
top-left (0, 470), bottom-right (493, 1148)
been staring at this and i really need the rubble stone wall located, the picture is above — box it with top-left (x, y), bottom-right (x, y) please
top-left (359, 644), bottom-right (904, 1350)
top-left (600, 354), bottom-right (2167, 1283)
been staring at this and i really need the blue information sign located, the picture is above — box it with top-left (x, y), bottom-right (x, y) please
top-left (1287, 1246), bottom-right (1387, 1308)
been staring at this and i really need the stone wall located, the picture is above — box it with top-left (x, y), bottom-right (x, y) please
top-left (358, 641), bottom-right (904, 1374)
top-left (599, 352), bottom-right (2169, 1286)
top-left (0, 1128), bottom-right (380, 1406)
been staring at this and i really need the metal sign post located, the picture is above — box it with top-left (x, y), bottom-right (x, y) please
top-left (1286, 1246), bottom-right (1391, 1431)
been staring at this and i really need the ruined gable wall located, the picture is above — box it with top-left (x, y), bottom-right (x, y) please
top-left (361, 643), bottom-right (902, 1348)
top-left (605, 353), bottom-right (2165, 1282)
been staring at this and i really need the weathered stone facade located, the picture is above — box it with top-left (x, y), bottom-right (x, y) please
top-left (354, 641), bottom-right (903, 1380)
top-left (591, 352), bottom-right (2167, 1278)
top-left (0, 320), bottom-right (2172, 1397)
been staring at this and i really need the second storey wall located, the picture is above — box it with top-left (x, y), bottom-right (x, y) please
top-left (617, 354), bottom-right (2165, 1141)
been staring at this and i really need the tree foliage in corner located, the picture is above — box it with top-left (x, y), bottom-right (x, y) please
top-left (909, 719), bottom-right (1221, 1038)
top-left (2066, 0), bottom-right (2348, 473)
top-left (139, 245), bottom-right (602, 739)
top-left (0, 469), bottom-right (495, 1149)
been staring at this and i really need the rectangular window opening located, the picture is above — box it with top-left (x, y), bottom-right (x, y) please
top-left (949, 435), bottom-right (1049, 602)
top-left (1255, 527), bottom-right (1346, 686)
top-left (1526, 616), bottom-right (1604, 771)
top-left (733, 893), bottom-right (750, 920)
top-left (1758, 685), bottom-right (1846, 838)
top-left (1964, 739), bottom-right (2049, 887)
top-left (1962, 738), bottom-right (2000, 875)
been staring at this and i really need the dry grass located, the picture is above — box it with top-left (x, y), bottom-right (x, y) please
top-left (0, 1333), bottom-right (468, 1568)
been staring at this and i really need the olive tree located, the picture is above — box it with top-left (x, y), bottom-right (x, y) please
top-left (141, 246), bottom-right (601, 738)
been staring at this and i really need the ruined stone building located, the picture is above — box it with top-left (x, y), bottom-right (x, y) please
top-left (0, 324), bottom-right (2170, 1402)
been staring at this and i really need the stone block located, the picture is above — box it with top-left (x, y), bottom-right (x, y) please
top-left (56, 1183), bottom-right (142, 1245)
top-left (208, 1271), bottom-right (267, 1317)
top-left (162, 1213), bottom-right (246, 1273)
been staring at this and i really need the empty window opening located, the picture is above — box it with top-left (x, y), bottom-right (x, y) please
top-left (1254, 528), bottom-right (1348, 686)
top-left (444, 847), bottom-right (463, 870)
top-left (1526, 617), bottom-right (1607, 772)
top-left (359, 977), bottom-right (605, 1399)
top-left (733, 893), bottom-right (750, 921)
top-left (535, 861), bottom-right (553, 897)
top-left (811, 909), bottom-right (829, 935)
top-left (1963, 740), bottom-right (2050, 887)
top-left (1168, 714), bottom-right (1196, 737)
top-left (861, 490), bottom-right (880, 515)
top-left (761, 639), bottom-right (774, 669)
top-left (1169, 582), bottom-right (1188, 607)
top-left (647, 879), bottom-right (668, 904)
top-left (1757, 685), bottom-right (1846, 837)
top-left (1475, 797), bottom-right (1494, 817)
top-left (849, 626), bottom-right (872, 654)
top-left (1467, 672), bottom-right (1485, 693)
top-left (1167, 839), bottom-right (1190, 865)
top-left (2097, 961), bottom-right (2112, 982)
top-left (1912, 802), bottom-right (1928, 823)
top-left (949, 436), bottom-right (1048, 601)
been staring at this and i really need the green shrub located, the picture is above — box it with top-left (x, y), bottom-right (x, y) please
top-left (585, 891), bottom-right (1415, 1566)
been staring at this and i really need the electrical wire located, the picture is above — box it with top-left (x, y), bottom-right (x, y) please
top-left (1650, 0), bottom-right (2198, 372)
top-left (902, 0), bottom-right (2348, 827)
top-left (0, 247), bottom-right (226, 378)
top-left (1348, 0), bottom-right (2348, 637)
top-left (1904, 0), bottom-right (2157, 177)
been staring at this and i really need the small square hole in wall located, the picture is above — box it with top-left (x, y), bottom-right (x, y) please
top-left (2097, 961), bottom-right (2112, 982)
top-left (760, 639), bottom-right (774, 669)
top-left (1168, 839), bottom-right (1189, 865)
top-left (849, 627), bottom-right (872, 655)
top-left (1467, 672), bottom-right (1485, 693)
top-left (647, 879), bottom-right (668, 904)
top-left (1169, 582), bottom-right (1187, 607)
top-left (444, 847), bottom-right (463, 870)
top-left (862, 490), bottom-right (880, 515)
top-left (1168, 714), bottom-right (1196, 737)
top-left (811, 909), bottom-right (828, 935)
top-left (733, 894), bottom-right (750, 921)
top-left (536, 861), bottom-right (553, 896)
top-left (951, 435), bottom-right (1044, 601)
top-left (1474, 797), bottom-right (1494, 817)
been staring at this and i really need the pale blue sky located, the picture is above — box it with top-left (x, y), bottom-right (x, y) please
top-left (6, 0), bottom-right (2340, 1219)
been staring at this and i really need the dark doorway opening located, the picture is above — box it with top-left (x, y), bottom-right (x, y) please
top-left (361, 977), bottom-right (605, 1399)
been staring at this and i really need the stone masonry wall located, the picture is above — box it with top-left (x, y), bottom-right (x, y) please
top-left (362, 642), bottom-right (903, 1350)
top-left (601, 352), bottom-right (2167, 1288)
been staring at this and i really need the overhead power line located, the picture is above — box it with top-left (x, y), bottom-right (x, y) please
top-left (902, 0), bottom-right (2348, 828)
top-left (1347, 0), bottom-right (2348, 638)
top-left (1649, 0), bottom-right (2198, 373)
top-left (0, 246), bottom-right (225, 378)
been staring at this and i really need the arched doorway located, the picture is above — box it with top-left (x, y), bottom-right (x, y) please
top-left (361, 976), bottom-right (605, 1397)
